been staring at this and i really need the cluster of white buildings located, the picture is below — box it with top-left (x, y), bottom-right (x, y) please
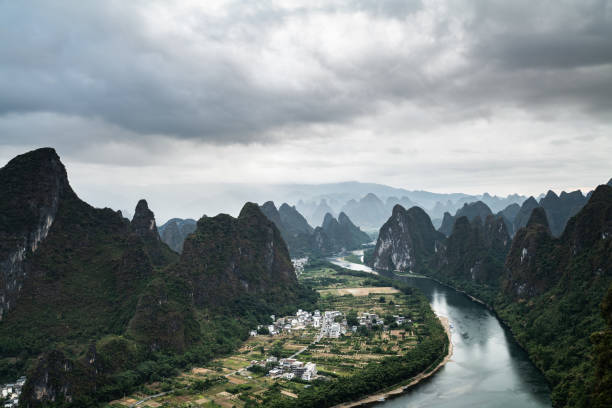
top-left (357, 312), bottom-right (410, 328)
top-left (1, 377), bottom-right (25, 408)
top-left (261, 309), bottom-right (323, 336)
top-left (268, 359), bottom-right (317, 381)
top-left (250, 309), bottom-right (411, 338)
top-left (320, 311), bottom-right (347, 339)
top-left (250, 309), bottom-right (351, 339)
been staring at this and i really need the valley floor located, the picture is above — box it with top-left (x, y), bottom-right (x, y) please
top-left (333, 315), bottom-right (453, 408)
top-left (105, 262), bottom-right (447, 408)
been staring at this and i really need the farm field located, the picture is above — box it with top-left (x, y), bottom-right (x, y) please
top-left (105, 261), bottom-right (436, 408)
top-left (318, 286), bottom-right (400, 296)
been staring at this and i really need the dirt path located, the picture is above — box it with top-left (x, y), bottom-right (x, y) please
top-left (333, 315), bottom-right (453, 408)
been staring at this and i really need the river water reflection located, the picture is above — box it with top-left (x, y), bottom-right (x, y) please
top-left (331, 256), bottom-right (551, 408)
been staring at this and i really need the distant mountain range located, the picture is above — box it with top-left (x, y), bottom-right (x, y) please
top-left (435, 187), bottom-right (590, 240)
top-left (294, 186), bottom-right (527, 231)
top-left (259, 201), bottom-right (370, 257)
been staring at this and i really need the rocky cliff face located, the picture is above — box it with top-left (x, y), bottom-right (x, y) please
top-left (19, 348), bottom-right (100, 407)
top-left (503, 186), bottom-right (610, 300)
top-left (433, 214), bottom-right (510, 287)
top-left (176, 203), bottom-right (298, 307)
top-left (370, 205), bottom-right (444, 272)
top-left (130, 199), bottom-right (176, 266)
top-left (0, 148), bottom-right (75, 320)
top-left (158, 218), bottom-right (197, 253)
top-left (502, 207), bottom-right (558, 298)
top-left (131, 199), bottom-right (159, 240)
top-left (438, 201), bottom-right (493, 237)
top-left (0, 149), bottom-right (180, 406)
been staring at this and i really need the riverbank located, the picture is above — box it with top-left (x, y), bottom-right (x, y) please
top-left (333, 315), bottom-right (453, 408)
top-left (398, 273), bottom-right (554, 395)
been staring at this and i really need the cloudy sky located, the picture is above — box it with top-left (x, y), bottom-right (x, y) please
top-left (1, 0), bottom-right (611, 221)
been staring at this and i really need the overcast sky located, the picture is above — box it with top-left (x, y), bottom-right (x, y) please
top-left (1, 0), bottom-right (611, 220)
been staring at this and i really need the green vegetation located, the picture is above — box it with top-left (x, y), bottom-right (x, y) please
top-left (0, 150), bottom-right (320, 407)
top-left (408, 185), bottom-right (612, 408)
top-left (110, 260), bottom-right (448, 408)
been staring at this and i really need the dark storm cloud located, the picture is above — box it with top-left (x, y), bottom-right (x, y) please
top-left (0, 2), bottom-right (362, 142)
top-left (459, 0), bottom-right (612, 118)
top-left (0, 0), bottom-right (610, 145)
top-left (468, 0), bottom-right (612, 69)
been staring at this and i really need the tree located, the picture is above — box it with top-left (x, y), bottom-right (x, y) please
top-left (346, 310), bottom-right (358, 326)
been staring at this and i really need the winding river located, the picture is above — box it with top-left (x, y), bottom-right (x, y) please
top-left (331, 254), bottom-right (551, 408)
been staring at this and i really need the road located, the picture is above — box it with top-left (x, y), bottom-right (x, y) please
top-left (288, 316), bottom-right (330, 359)
top-left (129, 392), bottom-right (168, 407)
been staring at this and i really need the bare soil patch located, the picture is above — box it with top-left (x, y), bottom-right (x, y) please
top-left (320, 287), bottom-right (400, 296)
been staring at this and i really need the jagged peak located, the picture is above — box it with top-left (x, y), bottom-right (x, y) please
top-left (521, 196), bottom-right (539, 209)
top-left (526, 207), bottom-right (550, 229)
top-left (607, 178), bottom-right (612, 187)
top-left (322, 212), bottom-right (336, 228)
top-left (363, 192), bottom-right (379, 200)
top-left (278, 203), bottom-right (292, 211)
top-left (542, 190), bottom-right (559, 202)
top-left (135, 199), bottom-right (151, 214)
top-left (461, 200), bottom-right (491, 211)
top-left (238, 202), bottom-right (265, 219)
top-left (15, 147), bottom-right (58, 161)
top-left (392, 204), bottom-right (406, 216)
top-left (560, 190), bottom-right (584, 199)
top-left (337, 212), bottom-right (356, 227)
top-left (2, 147), bottom-right (71, 189)
top-left (132, 199), bottom-right (155, 223)
top-left (406, 205), bottom-right (429, 219)
top-left (261, 201), bottom-right (278, 211)
top-left (131, 199), bottom-right (159, 239)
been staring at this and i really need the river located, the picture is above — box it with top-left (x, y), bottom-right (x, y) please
top-left (331, 255), bottom-right (552, 408)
